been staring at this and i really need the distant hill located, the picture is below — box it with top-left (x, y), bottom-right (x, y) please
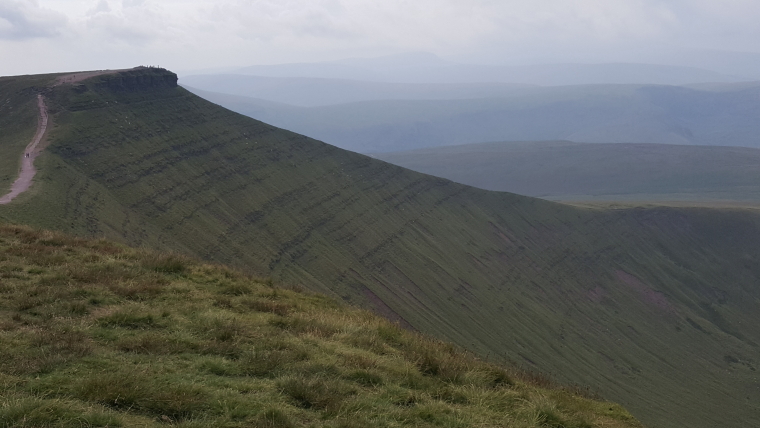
top-left (1, 69), bottom-right (760, 428)
top-left (184, 82), bottom-right (760, 153)
top-left (180, 75), bottom-right (534, 107)
top-left (371, 141), bottom-right (760, 203)
top-left (230, 52), bottom-right (745, 85)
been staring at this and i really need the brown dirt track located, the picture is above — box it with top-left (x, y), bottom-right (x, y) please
top-left (0, 94), bottom-right (48, 205)
top-left (1, 68), bottom-right (132, 204)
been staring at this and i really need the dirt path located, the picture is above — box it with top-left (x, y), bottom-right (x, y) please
top-left (0, 95), bottom-right (49, 205)
top-left (0, 68), bottom-right (136, 205)
top-left (53, 68), bottom-right (132, 86)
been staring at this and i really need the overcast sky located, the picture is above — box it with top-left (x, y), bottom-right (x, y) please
top-left (1, 0), bottom-right (760, 76)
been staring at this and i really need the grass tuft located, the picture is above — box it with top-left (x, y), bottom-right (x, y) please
top-left (142, 254), bottom-right (187, 274)
top-left (75, 373), bottom-right (209, 420)
top-left (242, 298), bottom-right (293, 316)
top-left (278, 376), bottom-right (355, 411)
top-left (252, 409), bottom-right (295, 428)
top-left (345, 369), bottom-right (384, 387)
top-left (0, 397), bottom-right (122, 428)
top-left (98, 311), bottom-right (160, 329)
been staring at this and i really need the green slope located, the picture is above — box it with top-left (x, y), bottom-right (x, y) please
top-left (1, 69), bottom-right (759, 428)
top-left (0, 74), bottom-right (57, 192)
top-left (0, 224), bottom-right (642, 428)
top-left (371, 141), bottom-right (760, 204)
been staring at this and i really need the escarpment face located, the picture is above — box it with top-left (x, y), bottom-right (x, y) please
top-left (93, 68), bottom-right (178, 92)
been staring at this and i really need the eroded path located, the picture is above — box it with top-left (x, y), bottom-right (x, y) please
top-left (0, 68), bottom-right (132, 205)
top-left (53, 69), bottom-right (128, 86)
top-left (0, 95), bottom-right (49, 204)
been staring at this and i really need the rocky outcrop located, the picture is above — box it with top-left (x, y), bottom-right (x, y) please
top-left (93, 67), bottom-right (178, 92)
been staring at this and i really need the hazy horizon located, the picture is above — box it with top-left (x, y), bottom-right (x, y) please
top-left (2, 1), bottom-right (760, 79)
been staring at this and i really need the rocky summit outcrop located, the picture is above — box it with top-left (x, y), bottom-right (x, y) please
top-left (95, 67), bottom-right (177, 92)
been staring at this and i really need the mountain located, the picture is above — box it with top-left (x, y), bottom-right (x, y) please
top-left (1, 69), bottom-right (759, 428)
top-left (371, 141), bottom-right (760, 203)
top-left (651, 49), bottom-right (760, 81)
top-left (184, 82), bottom-right (760, 153)
top-left (0, 224), bottom-right (642, 427)
top-left (180, 75), bottom-right (534, 107)
top-left (231, 52), bottom-right (744, 86)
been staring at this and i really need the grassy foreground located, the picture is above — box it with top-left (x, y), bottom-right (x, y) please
top-left (0, 224), bottom-right (640, 428)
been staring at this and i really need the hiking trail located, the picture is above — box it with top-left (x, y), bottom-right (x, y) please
top-left (0, 94), bottom-right (49, 205)
top-left (1, 68), bottom-right (130, 204)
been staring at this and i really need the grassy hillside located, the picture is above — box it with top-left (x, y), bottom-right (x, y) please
top-left (1, 69), bottom-right (759, 428)
top-left (0, 224), bottom-right (642, 427)
top-left (185, 82), bottom-right (760, 153)
top-left (0, 74), bottom-right (57, 193)
top-left (371, 141), bottom-right (760, 203)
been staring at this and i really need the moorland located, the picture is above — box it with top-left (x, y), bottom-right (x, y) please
top-left (0, 68), bottom-right (759, 428)
top-left (0, 224), bottom-right (643, 427)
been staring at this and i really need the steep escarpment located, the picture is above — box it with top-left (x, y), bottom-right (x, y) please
top-left (0, 70), bottom-right (759, 428)
top-left (92, 67), bottom-right (178, 92)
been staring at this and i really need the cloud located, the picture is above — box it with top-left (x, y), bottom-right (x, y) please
top-left (70, 0), bottom-right (184, 45)
top-left (198, 0), bottom-right (497, 48)
top-left (4, 0), bottom-right (760, 76)
top-left (27, 1), bottom-right (760, 56)
top-left (164, 0), bottom-right (760, 62)
top-left (0, 0), bottom-right (67, 40)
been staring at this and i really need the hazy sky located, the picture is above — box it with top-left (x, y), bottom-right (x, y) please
top-left (1, 0), bottom-right (760, 76)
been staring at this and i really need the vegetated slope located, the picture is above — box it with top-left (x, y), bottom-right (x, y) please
top-left (0, 224), bottom-right (642, 428)
top-left (371, 141), bottom-right (760, 203)
top-left (185, 82), bottom-right (760, 153)
top-left (1, 69), bottom-right (759, 428)
top-left (0, 74), bottom-right (56, 193)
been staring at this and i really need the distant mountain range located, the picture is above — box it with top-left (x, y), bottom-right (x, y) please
top-left (184, 81), bottom-right (760, 153)
top-left (180, 75), bottom-right (534, 107)
top-left (222, 52), bottom-right (748, 86)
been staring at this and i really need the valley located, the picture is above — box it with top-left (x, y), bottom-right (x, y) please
top-left (371, 141), bottom-right (760, 204)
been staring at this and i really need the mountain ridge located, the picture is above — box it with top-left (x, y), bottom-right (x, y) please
top-left (1, 68), bottom-right (759, 428)
top-left (179, 76), bottom-right (535, 107)
top-left (183, 82), bottom-right (760, 153)
top-left (232, 53), bottom-right (745, 85)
